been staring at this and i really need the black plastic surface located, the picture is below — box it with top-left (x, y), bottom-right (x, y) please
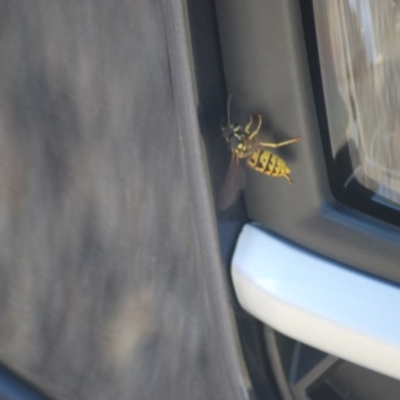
top-left (185, 0), bottom-right (281, 399)
top-left (214, 0), bottom-right (400, 285)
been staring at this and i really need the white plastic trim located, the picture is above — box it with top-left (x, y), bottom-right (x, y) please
top-left (232, 224), bottom-right (400, 380)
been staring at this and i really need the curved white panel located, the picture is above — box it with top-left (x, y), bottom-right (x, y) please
top-left (232, 224), bottom-right (400, 380)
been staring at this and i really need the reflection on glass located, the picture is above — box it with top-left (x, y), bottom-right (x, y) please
top-left (313, 0), bottom-right (400, 205)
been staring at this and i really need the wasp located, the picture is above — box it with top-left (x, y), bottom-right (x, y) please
top-left (218, 96), bottom-right (301, 210)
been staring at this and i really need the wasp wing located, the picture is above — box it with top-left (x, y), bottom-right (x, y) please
top-left (218, 154), bottom-right (244, 210)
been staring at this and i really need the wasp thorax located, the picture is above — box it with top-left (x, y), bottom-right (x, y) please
top-left (227, 132), bottom-right (251, 157)
top-left (228, 133), bottom-right (241, 147)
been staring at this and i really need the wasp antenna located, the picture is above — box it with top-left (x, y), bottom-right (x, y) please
top-left (220, 118), bottom-right (226, 130)
top-left (221, 95), bottom-right (233, 130)
top-left (226, 95), bottom-right (233, 125)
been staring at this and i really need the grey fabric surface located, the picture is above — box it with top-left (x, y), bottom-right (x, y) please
top-left (0, 1), bottom-right (245, 399)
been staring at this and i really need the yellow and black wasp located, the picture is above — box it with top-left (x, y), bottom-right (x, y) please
top-left (218, 96), bottom-right (301, 210)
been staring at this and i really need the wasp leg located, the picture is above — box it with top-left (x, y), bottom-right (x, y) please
top-left (284, 174), bottom-right (293, 184)
top-left (248, 114), bottom-right (263, 140)
top-left (244, 115), bottom-right (253, 134)
top-left (259, 136), bottom-right (301, 148)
